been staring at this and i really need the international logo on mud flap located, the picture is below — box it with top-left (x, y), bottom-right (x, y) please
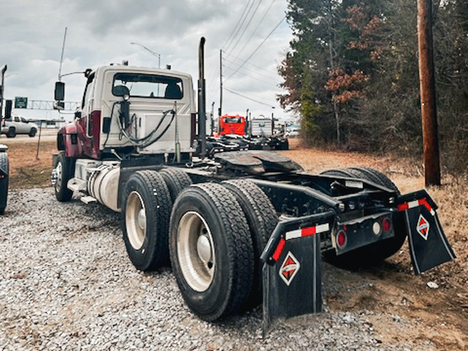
top-left (279, 251), bottom-right (300, 286)
top-left (417, 214), bottom-right (430, 240)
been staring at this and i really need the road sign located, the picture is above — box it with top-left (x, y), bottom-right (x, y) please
top-left (14, 97), bottom-right (28, 109)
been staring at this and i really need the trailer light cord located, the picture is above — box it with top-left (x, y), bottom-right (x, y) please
top-left (103, 101), bottom-right (175, 150)
top-left (117, 106), bottom-right (175, 148)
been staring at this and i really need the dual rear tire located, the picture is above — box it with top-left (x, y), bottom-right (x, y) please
top-left (121, 170), bottom-right (173, 271)
top-left (121, 169), bottom-right (277, 321)
top-left (169, 183), bottom-right (255, 321)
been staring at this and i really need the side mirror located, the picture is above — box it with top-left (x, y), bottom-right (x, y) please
top-left (112, 85), bottom-right (130, 98)
top-left (55, 81), bottom-right (65, 101)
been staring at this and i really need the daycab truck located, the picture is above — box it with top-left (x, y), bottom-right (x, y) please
top-left (51, 38), bottom-right (455, 334)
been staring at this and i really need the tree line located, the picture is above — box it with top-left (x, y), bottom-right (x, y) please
top-left (278, 0), bottom-right (468, 177)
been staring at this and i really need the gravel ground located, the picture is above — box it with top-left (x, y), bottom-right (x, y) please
top-left (0, 188), bottom-right (436, 351)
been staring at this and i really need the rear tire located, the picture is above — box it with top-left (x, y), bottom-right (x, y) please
top-left (159, 168), bottom-right (192, 202)
top-left (54, 152), bottom-right (75, 202)
top-left (321, 167), bottom-right (406, 268)
top-left (348, 167), bottom-right (399, 192)
top-left (222, 180), bottom-right (277, 307)
top-left (121, 170), bottom-right (172, 271)
top-left (0, 152), bottom-right (9, 214)
top-left (169, 183), bottom-right (254, 321)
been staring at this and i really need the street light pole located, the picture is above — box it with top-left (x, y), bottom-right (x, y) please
top-left (0, 65), bottom-right (7, 121)
top-left (131, 42), bottom-right (161, 68)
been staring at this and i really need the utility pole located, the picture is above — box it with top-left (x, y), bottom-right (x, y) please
top-left (211, 101), bottom-right (215, 135)
top-left (219, 50), bottom-right (223, 118)
top-left (417, 0), bottom-right (441, 187)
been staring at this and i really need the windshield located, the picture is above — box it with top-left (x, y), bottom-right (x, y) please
top-left (113, 73), bottom-right (183, 99)
top-left (224, 117), bottom-right (244, 124)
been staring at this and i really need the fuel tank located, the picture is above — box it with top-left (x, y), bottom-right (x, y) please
top-left (88, 163), bottom-right (120, 212)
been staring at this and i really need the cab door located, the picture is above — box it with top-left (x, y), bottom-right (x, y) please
top-left (78, 73), bottom-right (100, 158)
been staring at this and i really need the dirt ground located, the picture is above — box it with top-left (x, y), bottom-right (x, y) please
top-left (2, 136), bottom-right (467, 349)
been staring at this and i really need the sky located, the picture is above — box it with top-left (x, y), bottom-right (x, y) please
top-left (0, 0), bottom-right (297, 123)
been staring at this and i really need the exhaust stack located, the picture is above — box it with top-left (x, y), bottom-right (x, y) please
top-left (198, 37), bottom-right (207, 159)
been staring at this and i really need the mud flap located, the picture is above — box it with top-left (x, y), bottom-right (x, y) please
top-left (260, 211), bottom-right (335, 336)
top-left (398, 190), bottom-right (455, 275)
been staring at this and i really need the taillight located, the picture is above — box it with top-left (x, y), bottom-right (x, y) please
top-left (383, 218), bottom-right (392, 232)
top-left (336, 230), bottom-right (347, 248)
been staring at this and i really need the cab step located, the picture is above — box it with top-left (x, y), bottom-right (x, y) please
top-left (81, 196), bottom-right (97, 204)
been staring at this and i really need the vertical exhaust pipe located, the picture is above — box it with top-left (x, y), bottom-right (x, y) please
top-left (198, 37), bottom-right (207, 159)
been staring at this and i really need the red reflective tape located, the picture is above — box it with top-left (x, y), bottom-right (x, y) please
top-left (398, 199), bottom-right (435, 215)
top-left (398, 203), bottom-right (409, 212)
top-left (272, 238), bottom-right (286, 262)
top-left (302, 226), bottom-right (316, 237)
top-left (419, 199), bottom-right (433, 213)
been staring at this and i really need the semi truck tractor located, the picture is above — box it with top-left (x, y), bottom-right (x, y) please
top-left (51, 38), bottom-right (455, 333)
top-left (214, 114), bottom-right (288, 152)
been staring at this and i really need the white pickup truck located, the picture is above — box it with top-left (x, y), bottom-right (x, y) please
top-left (1, 116), bottom-right (38, 138)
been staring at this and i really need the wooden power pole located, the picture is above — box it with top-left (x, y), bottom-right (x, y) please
top-left (219, 50), bottom-right (223, 118)
top-left (417, 0), bottom-right (441, 186)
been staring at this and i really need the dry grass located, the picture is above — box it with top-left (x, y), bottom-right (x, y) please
top-left (2, 140), bottom-right (56, 189)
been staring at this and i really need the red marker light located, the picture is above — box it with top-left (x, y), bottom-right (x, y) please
top-left (336, 231), bottom-right (347, 248)
top-left (383, 218), bottom-right (392, 232)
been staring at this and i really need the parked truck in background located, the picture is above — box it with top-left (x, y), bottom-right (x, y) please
top-left (219, 114), bottom-right (246, 136)
top-left (214, 113), bottom-right (288, 151)
top-left (50, 38), bottom-right (455, 333)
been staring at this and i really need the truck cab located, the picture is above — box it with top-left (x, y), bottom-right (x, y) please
top-left (219, 114), bottom-right (246, 136)
top-left (57, 63), bottom-right (196, 160)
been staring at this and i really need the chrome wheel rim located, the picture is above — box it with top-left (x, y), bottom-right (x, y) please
top-left (177, 211), bottom-right (215, 292)
top-left (55, 162), bottom-right (63, 191)
top-left (126, 191), bottom-right (146, 250)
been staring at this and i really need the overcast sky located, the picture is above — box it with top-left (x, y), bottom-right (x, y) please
top-left (0, 0), bottom-right (296, 122)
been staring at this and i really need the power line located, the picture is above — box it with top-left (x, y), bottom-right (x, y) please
top-left (225, 15), bottom-right (286, 81)
top-left (237, 0), bottom-right (276, 57)
top-left (224, 87), bottom-right (274, 107)
top-left (223, 57), bottom-right (280, 81)
top-left (223, 53), bottom-right (280, 78)
top-left (222, 64), bottom-right (279, 88)
top-left (223, 0), bottom-right (256, 53)
top-left (227, 0), bottom-right (263, 56)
